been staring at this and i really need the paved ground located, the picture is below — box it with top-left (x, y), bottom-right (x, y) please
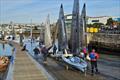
top-left (98, 54), bottom-right (120, 80)
top-left (31, 53), bottom-right (120, 80)
top-left (24, 41), bottom-right (120, 80)
top-left (32, 55), bottom-right (102, 80)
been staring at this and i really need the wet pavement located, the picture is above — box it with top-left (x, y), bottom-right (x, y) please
top-left (97, 54), bottom-right (120, 80)
top-left (30, 54), bottom-right (120, 80)
top-left (36, 56), bottom-right (105, 80)
top-left (25, 41), bottom-right (120, 80)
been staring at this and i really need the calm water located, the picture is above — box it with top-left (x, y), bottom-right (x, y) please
top-left (24, 40), bottom-right (39, 56)
top-left (0, 43), bottom-right (13, 56)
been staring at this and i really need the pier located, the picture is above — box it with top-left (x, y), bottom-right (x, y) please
top-left (12, 42), bottom-right (48, 80)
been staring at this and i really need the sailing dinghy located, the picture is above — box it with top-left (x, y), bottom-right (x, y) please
top-left (61, 0), bottom-right (87, 72)
top-left (62, 49), bottom-right (87, 72)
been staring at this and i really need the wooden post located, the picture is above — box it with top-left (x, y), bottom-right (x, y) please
top-left (65, 65), bottom-right (69, 70)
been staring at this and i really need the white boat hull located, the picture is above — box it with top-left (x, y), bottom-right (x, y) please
top-left (62, 56), bottom-right (87, 72)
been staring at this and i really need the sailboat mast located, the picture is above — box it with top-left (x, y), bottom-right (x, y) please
top-left (11, 21), bottom-right (15, 39)
top-left (30, 19), bottom-right (33, 42)
top-left (71, 0), bottom-right (80, 54)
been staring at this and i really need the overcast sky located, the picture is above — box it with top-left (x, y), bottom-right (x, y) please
top-left (0, 0), bottom-right (120, 24)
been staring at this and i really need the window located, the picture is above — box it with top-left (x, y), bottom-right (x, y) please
top-left (92, 20), bottom-right (99, 22)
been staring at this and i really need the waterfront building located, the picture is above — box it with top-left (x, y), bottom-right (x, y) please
top-left (87, 16), bottom-right (112, 25)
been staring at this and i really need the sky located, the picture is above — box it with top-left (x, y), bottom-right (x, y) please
top-left (0, 0), bottom-right (120, 24)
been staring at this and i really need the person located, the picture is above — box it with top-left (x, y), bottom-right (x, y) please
top-left (39, 41), bottom-right (42, 47)
top-left (21, 44), bottom-right (26, 51)
top-left (33, 47), bottom-right (40, 58)
top-left (53, 44), bottom-right (57, 55)
top-left (89, 49), bottom-right (99, 76)
top-left (79, 50), bottom-right (85, 60)
top-left (41, 45), bottom-right (52, 63)
top-left (83, 47), bottom-right (87, 58)
top-left (41, 45), bottom-right (48, 63)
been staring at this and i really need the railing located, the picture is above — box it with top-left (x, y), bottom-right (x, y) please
top-left (99, 30), bottom-right (120, 34)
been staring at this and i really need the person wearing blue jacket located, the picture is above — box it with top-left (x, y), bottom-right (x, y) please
top-left (89, 49), bottom-right (99, 76)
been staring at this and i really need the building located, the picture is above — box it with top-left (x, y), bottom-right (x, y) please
top-left (64, 14), bottom-right (72, 40)
top-left (65, 14), bottom-right (119, 25)
top-left (87, 16), bottom-right (112, 25)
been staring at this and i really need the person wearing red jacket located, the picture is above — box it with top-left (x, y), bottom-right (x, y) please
top-left (83, 47), bottom-right (87, 57)
top-left (89, 49), bottom-right (99, 75)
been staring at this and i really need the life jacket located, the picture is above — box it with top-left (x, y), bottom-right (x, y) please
top-left (83, 48), bottom-right (87, 54)
top-left (95, 53), bottom-right (99, 59)
top-left (89, 52), bottom-right (99, 61)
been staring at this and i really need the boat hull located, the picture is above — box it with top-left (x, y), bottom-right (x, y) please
top-left (62, 56), bottom-right (87, 72)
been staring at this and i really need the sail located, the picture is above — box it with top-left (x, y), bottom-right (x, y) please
top-left (70, 0), bottom-right (80, 53)
top-left (80, 3), bottom-right (87, 48)
top-left (44, 14), bottom-right (52, 48)
top-left (52, 21), bottom-right (59, 44)
top-left (58, 4), bottom-right (68, 51)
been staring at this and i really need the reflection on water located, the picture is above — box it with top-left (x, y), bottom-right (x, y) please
top-left (24, 40), bottom-right (39, 56)
top-left (2, 44), bottom-right (5, 50)
top-left (0, 43), bottom-right (13, 56)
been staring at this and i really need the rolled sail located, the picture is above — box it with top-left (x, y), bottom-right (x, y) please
top-left (58, 4), bottom-right (68, 51)
top-left (70, 0), bottom-right (80, 54)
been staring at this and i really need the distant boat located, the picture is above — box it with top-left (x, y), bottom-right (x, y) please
top-left (4, 35), bottom-right (15, 41)
top-left (0, 56), bottom-right (10, 72)
top-left (50, 4), bottom-right (69, 57)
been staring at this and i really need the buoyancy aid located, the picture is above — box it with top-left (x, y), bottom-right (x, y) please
top-left (89, 52), bottom-right (99, 61)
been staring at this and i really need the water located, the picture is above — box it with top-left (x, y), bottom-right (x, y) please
top-left (0, 43), bottom-right (13, 56)
top-left (24, 39), bottom-right (39, 56)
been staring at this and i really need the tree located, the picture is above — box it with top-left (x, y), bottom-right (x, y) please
top-left (87, 23), bottom-right (104, 28)
top-left (106, 18), bottom-right (113, 25)
top-left (87, 24), bottom-right (93, 27)
top-left (93, 23), bottom-right (104, 28)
